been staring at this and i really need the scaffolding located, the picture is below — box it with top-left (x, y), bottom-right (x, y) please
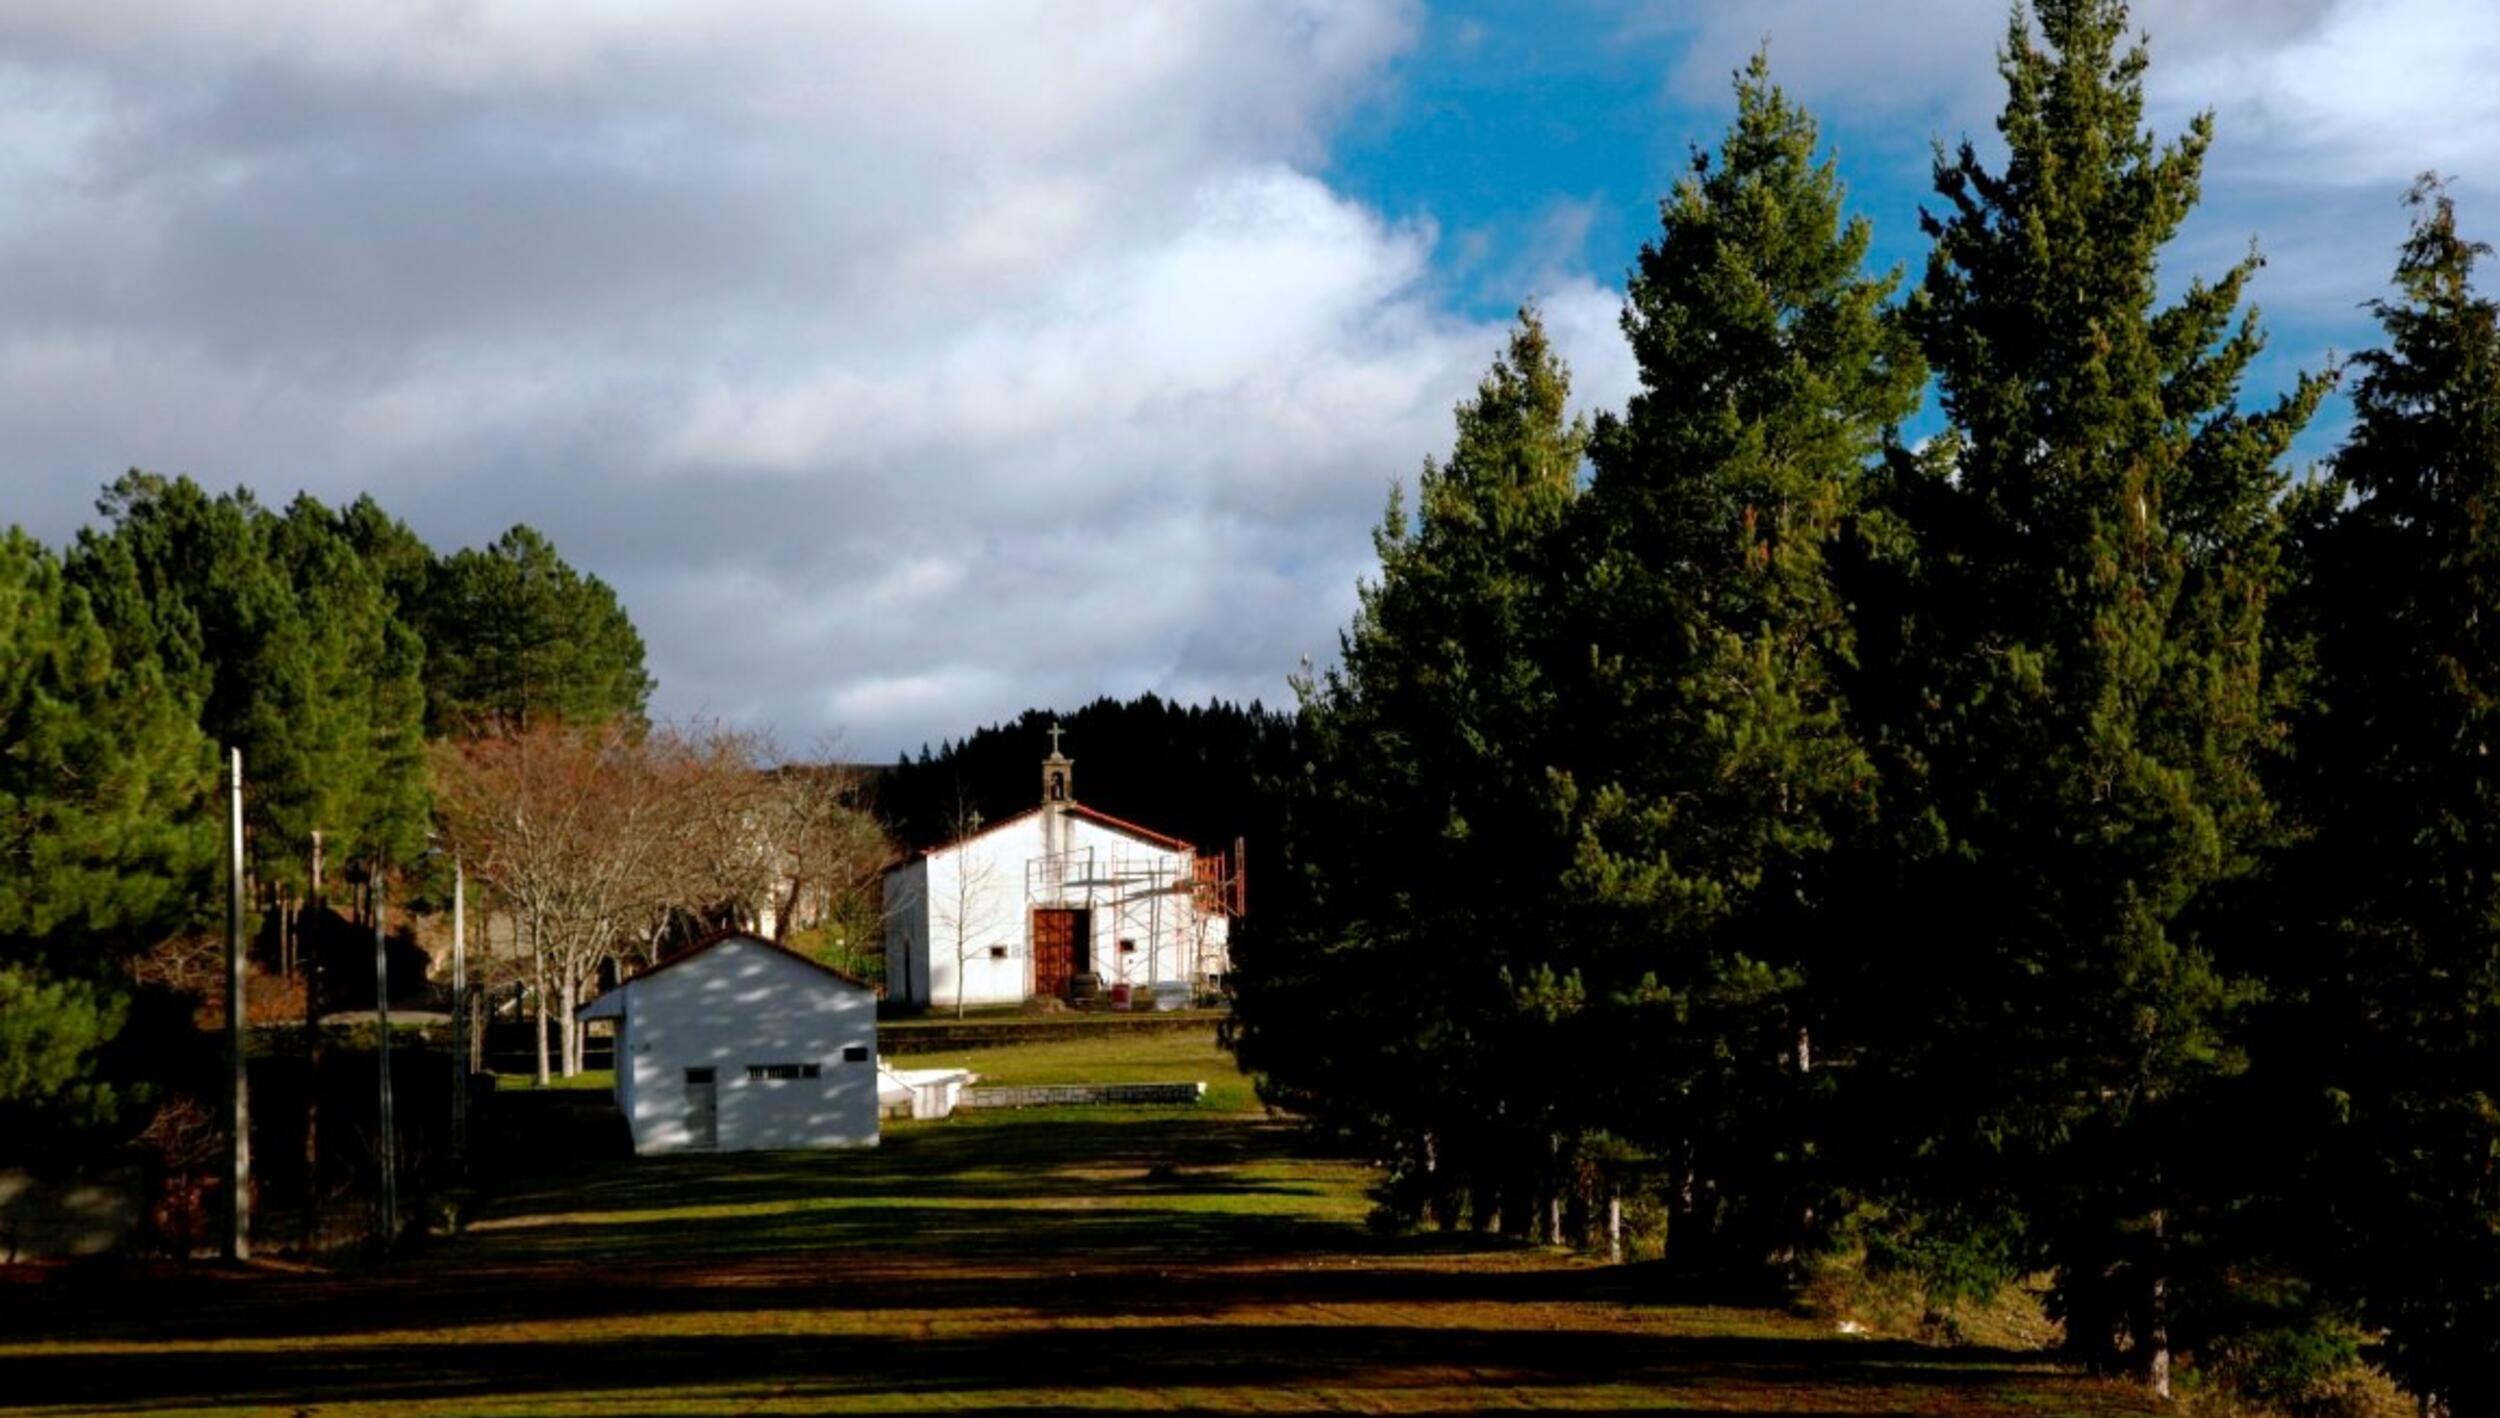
top-left (1023, 835), bottom-right (1244, 995)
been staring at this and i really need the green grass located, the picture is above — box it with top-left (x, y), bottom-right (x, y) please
top-left (489, 1068), bottom-right (615, 1091)
top-left (878, 1005), bottom-right (1229, 1029)
top-left (907, 1024), bottom-right (1263, 1112)
top-left (0, 1026), bottom-right (2163, 1417)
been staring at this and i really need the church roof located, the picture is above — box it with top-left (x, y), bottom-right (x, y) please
top-left (889, 800), bottom-right (1196, 869)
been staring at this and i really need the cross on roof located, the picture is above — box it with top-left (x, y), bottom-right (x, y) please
top-left (1047, 721), bottom-right (1066, 756)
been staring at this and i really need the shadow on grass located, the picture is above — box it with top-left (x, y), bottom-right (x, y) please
top-left (0, 1321), bottom-right (2123, 1415)
top-left (0, 1107), bottom-right (2157, 1418)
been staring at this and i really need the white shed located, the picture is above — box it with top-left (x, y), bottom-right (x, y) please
top-left (882, 732), bottom-right (1239, 1013)
top-left (576, 931), bottom-right (880, 1154)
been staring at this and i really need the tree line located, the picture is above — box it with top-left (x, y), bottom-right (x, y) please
top-left (1234, 5), bottom-right (2500, 1412)
top-left (880, 693), bottom-right (1292, 856)
top-left (1, 467), bottom-right (892, 1164)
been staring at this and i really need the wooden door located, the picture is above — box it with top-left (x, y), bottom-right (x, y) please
top-left (1032, 908), bottom-right (1086, 997)
top-left (685, 1067), bottom-right (718, 1150)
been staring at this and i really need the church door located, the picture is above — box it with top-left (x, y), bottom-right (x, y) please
top-left (1032, 908), bottom-right (1089, 997)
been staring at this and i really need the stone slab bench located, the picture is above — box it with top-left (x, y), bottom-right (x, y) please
top-left (958, 1081), bottom-right (1206, 1109)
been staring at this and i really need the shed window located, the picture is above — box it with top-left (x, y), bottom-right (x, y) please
top-left (988, 945), bottom-right (1010, 959)
top-left (1118, 938), bottom-right (1138, 954)
top-left (746, 1063), bottom-right (821, 1080)
top-left (841, 1045), bottom-right (870, 1063)
top-left (685, 1067), bottom-right (716, 1084)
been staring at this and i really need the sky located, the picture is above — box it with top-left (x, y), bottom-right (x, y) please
top-left (3, 1), bottom-right (2495, 759)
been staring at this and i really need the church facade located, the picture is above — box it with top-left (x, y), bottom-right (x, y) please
top-left (882, 733), bottom-right (1237, 1012)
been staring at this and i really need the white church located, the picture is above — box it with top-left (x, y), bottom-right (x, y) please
top-left (883, 730), bottom-right (1239, 1013)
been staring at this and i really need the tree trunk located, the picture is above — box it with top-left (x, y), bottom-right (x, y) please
top-left (1544, 1133), bottom-right (1564, 1245)
top-left (300, 1012), bottom-right (321, 1254)
top-left (1607, 1189), bottom-right (1624, 1265)
top-left (2145, 1208), bottom-right (2172, 1401)
top-left (559, 970), bottom-right (581, 1077)
top-left (532, 949), bottom-right (551, 1087)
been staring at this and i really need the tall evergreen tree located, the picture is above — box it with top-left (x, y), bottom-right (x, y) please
top-left (0, 529), bottom-right (215, 1144)
top-left (1847, 1), bottom-right (2324, 1392)
top-left (1235, 311), bottom-right (1587, 1230)
top-left (1561, 56), bottom-right (1924, 1263)
top-left (0, 528), bottom-right (216, 947)
top-left (2278, 181), bottom-right (2500, 1416)
top-left (421, 525), bottom-right (653, 735)
top-left (66, 475), bottom-right (429, 889)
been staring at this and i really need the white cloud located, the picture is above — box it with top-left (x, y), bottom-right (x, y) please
top-left (0, 1), bottom-right (1653, 756)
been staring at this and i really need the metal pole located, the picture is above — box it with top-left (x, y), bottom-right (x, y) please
top-left (451, 854), bottom-right (466, 1166)
top-left (374, 866), bottom-right (396, 1243)
top-left (224, 748), bottom-right (250, 1261)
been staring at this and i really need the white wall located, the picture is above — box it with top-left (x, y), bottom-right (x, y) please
top-left (924, 815), bottom-right (1043, 1011)
top-left (886, 808), bottom-right (1232, 1013)
top-left (612, 936), bottom-right (879, 1154)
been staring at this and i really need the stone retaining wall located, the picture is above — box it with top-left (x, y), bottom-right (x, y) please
top-left (958, 1081), bottom-right (1206, 1108)
top-left (877, 1013), bottom-right (1221, 1055)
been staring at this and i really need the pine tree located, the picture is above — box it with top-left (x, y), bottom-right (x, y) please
top-left (65, 476), bottom-right (429, 890)
top-left (1562, 56), bottom-right (1923, 1263)
top-left (2279, 180), bottom-right (2500, 1416)
top-left (0, 529), bottom-right (215, 1143)
top-left (0, 528), bottom-right (216, 946)
top-left (422, 525), bottom-right (653, 735)
top-left (1234, 311), bottom-right (1587, 1230)
top-left (1851, 1), bottom-right (2324, 1391)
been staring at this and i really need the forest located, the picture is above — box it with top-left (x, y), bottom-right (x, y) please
top-left (1230, 6), bottom-right (2500, 1415)
top-left (7, 0), bottom-right (2500, 1412)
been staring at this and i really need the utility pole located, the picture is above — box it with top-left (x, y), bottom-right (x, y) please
top-left (450, 853), bottom-right (467, 1168)
top-left (373, 865), bottom-right (396, 1244)
top-left (223, 748), bottom-right (250, 1261)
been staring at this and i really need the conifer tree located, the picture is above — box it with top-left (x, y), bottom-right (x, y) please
top-left (1850, 1), bottom-right (2324, 1392)
top-left (422, 525), bottom-right (654, 735)
top-left (0, 529), bottom-right (216, 946)
top-left (0, 529), bottom-right (215, 1141)
top-left (1563, 56), bottom-right (1923, 1262)
top-left (66, 475), bottom-right (429, 890)
top-left (1234, 311), bottom-right (1586, 1229)
top-left (2278, 181), bottom-right (2500, 1416)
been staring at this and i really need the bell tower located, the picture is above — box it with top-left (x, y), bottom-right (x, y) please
top-left (1041, 721), bottom-right (1074, 807)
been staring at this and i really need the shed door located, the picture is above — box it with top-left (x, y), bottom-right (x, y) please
top-left (1032, 908), bottom-right (1089, 997)
top-left (684, 1067), bottom-right (718, 1150)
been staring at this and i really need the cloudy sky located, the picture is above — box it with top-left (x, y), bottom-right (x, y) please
top-left (4, 1), bottom-right (2494, 758)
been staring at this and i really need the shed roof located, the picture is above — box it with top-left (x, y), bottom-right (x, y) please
top-left (573, 929), bottom-right (874, 1020)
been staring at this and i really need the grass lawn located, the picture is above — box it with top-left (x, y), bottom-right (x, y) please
top-left (490, 1068), bottom-right (616, 1092)
top-left (905, 1025), bottom-right (1264, 1113)
top-left (0, 1028), bottom-right (2159, 1416)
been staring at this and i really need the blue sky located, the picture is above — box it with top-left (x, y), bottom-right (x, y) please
top-left (1327, 1), bottom-right (2424, 464)
top-left (1, 2), bottom-right (2490, 755)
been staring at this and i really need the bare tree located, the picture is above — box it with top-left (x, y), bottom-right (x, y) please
top-left (432, 721), bottom-right (769, 1081)
top-left (753, 739), bottom-right (894, 968)
top-left (929, 803), bottom-right (1001, 1020)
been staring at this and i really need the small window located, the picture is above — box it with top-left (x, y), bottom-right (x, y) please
top-left (685, 1067), bottom-right (716, 1084)
top-left (988, 944), bottom-right (1010, 959)
top-left (842, 1045), bottom-right (870, 1063)
top-left (1118, 938), bottom-right (1138, 954)
top-left (746, 1063), bottom-right (820, 1081)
